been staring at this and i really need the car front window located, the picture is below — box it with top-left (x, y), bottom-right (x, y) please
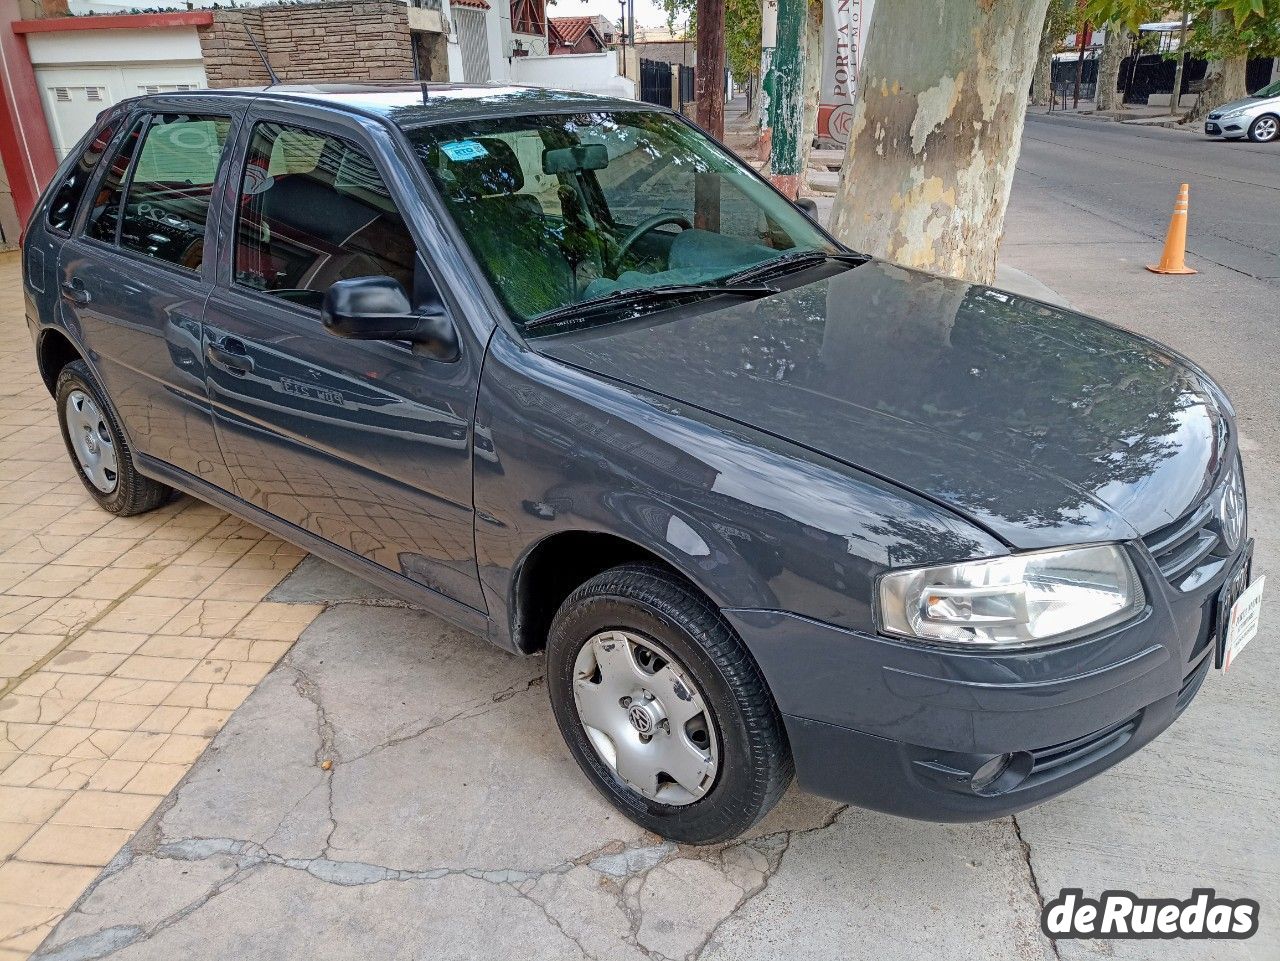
top-left (406, 110), bottom-right (835, 327)
top-left (1252, 79), bottom-right (1280, 98)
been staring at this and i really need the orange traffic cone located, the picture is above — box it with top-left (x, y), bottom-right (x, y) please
top-left (1146, 183), bottom-right (1197, 275)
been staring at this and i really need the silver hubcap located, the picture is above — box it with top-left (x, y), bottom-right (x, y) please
top-left (65, 390), bottom-right (118, 494)
top-left (1256, 118), bottom-right (1277, 141)
top-left (572, 630), bottom-right (719, 805)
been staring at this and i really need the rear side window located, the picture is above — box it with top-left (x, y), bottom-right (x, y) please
top-left (117, 114), bottom-right (232, 271)
top-left (86, 120), bottom-right (145, 245)
top-left (47, 120), bottom-right (120, 233)
top-left (233, 121), bottom-right (417, 310)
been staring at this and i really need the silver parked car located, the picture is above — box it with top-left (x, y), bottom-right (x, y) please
top-left (1204, 79), bottom-right (1280, 142)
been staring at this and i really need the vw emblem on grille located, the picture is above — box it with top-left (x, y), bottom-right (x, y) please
top-left (1218, 466), bottom-right (1246, 551)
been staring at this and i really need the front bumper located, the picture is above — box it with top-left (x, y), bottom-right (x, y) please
top-left (1204, 118), bottom-right (1247, 138)
top-left (724, 542), bottom-right (1241, 822)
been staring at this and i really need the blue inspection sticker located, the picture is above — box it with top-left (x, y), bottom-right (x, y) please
top-left (441, 139), bottom-right (489, 162)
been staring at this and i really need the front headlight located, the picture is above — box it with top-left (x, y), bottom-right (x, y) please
top-left (1221, 108), bottom-right (1247, 120)
top-left (877, 544), bottom-right (1144, 649)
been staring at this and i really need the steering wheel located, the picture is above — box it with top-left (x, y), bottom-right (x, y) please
top-left (608, 214), bottom-right (693, 277)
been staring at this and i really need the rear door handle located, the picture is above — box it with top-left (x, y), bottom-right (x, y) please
top-left (60, 280), bottom-right (91, 305)
top-left (206, 337), bottom-right (255, 376)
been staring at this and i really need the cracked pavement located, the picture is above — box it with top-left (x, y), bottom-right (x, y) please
top-left (34, 567), bottom-right (1058, 961)
top-left (33, 544), bottom-right (1279, 961)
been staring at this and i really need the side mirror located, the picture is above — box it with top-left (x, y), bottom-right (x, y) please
top-left (321, 276), bottom-right (459, 362)
top-left (795, 197), bottom-right (819, 221)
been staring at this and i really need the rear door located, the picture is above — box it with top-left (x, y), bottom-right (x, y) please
top-left (57, 101), bottom-right (242, 491)
top-left (202, 107), bottom-right (485, 610)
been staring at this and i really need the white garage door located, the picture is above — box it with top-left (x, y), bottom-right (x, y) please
top-left (37, 64), bottom-right (207, 159)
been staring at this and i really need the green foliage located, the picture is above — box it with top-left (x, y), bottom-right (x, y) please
top-left (1187, 0), bottom-right (1280, 57)
top-left (1081, 0), bottom-right (1164, 34)
top-left (660, 0), bottom-right (764, 80)
top-left (1083, 0), bottom-right (1280, 57)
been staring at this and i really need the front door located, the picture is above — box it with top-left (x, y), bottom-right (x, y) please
top-left (57, 108), bottom-right (238, 492)
top-left (203, 113), bottom-right (485, 610)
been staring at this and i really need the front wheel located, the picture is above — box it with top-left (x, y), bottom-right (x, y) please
top-left (547, 564), bottom-right (792, 844)
top-left (1248, 115), bottom-right (1278, 143)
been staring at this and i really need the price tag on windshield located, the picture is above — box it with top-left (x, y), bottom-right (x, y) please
top-left (441, 140), bottom-right (489, 162)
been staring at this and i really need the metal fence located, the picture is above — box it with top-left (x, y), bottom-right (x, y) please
top-left (640, 59), bottom-right (673, 107)
top-left (678, 65), bottom-right (696, 111)
top-left (1119, 53), bottom-right (1274, 106)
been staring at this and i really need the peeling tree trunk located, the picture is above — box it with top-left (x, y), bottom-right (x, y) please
top-left (1031, 6), bottom-right (1060, 107)
top-left (798, 0), bottom-right (823, 183)
top-left (831, 0), bottom-right (1052, 285)
top-left (1095, 24), bottom-right (1127, 112)
top-left (1189, 11), bottom-right (1248, 121)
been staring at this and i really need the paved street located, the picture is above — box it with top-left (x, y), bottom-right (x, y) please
top-left (1017, 113), bottom-right (1279, 283)
top-left (10, 117), bottom-right (1280, 961)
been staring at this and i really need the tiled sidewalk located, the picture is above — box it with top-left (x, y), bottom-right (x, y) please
top-left (0, 259), bottom-right (323, 958)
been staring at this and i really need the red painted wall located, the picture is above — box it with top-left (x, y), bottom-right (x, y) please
top-left (0, 2), bottom-right (60, 228)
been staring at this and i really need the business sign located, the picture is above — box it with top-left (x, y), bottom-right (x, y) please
top-left (818, 0), bottom-right (875, 146)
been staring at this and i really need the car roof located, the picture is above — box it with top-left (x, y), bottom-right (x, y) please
top-left (152, 83), bottom-right (657, 129)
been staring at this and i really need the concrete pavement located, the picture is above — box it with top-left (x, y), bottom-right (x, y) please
top-left (23, 119), bottom-right (1280, 960)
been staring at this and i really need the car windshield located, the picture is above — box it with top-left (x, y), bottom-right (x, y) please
top-left (1252, 79), bottom-right (1280, 98)
top-left (406, 110), bottom-right (837, 328)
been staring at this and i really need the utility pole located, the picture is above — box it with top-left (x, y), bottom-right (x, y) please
top-left (766, 0), bottom-right (806, 198)
top-left (1170, 1), bottom-right (1189, 117)
top-left (694, 0), bottom-right (726, 139)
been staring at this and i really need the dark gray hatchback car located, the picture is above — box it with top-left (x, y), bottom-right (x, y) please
top-left (23, 84), bottom-right (1258, 843)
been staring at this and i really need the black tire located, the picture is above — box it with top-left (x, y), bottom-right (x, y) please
top-left (547, 563), bottom-right (792, 844)
top-left (1248, 114), bottom-right (1278, 144)
top-left (56, 360), bottom-right (173, 516)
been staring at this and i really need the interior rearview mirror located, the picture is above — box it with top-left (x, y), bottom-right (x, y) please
top-left (543, 143), bottom-right (609, 175)
top-left (321, 276), bottom-right (460, 362)
top-left (795, 197), bottom-right (819, 221)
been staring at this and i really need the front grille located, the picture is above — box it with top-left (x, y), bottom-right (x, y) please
top-left (1143, 501), bottom-right (1230, 589)
top-left (1029, 714), bottom-right (1140, 781)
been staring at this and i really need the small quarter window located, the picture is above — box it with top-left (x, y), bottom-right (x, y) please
top-left (85, 120), bottom-right (146, 245)
top-left (117, 114), bottom-right (232, 271)
top-left (47, 119), bottom-right (120, 233)
top-left (233, 121), bottom-right (418, 310)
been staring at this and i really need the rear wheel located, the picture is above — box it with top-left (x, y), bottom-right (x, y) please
top-left (1248, 114), bottom-right (1278, 143)
top-left (547, 564), bottom-right (792, 844)
top-left (56, 361), bottom-right (172, 516)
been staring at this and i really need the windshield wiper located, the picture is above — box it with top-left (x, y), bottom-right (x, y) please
top-left (525, 283), bottom-right (779, 331)
top-left (721, 249), bottom-right (868, 286)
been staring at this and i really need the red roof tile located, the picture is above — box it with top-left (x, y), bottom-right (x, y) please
top-left (549, 16), bottom-right (600, 47)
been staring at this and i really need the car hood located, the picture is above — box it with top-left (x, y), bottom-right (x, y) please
top-left (1213, 94), bottom-right (1277, 115)
top-left (538, 260), bottom-right (1231, 550)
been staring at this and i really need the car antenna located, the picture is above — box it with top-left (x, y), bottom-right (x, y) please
top-left (242, 20), bottom-right (280, 86)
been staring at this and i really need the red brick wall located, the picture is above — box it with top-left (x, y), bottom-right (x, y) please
top-left (199, 0), bottom-right (415, 87)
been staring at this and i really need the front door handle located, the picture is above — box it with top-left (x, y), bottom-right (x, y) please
top-left (60, 279), bottom-right (91, 305)
top-left (206, 337), bottom-right (255, 376)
